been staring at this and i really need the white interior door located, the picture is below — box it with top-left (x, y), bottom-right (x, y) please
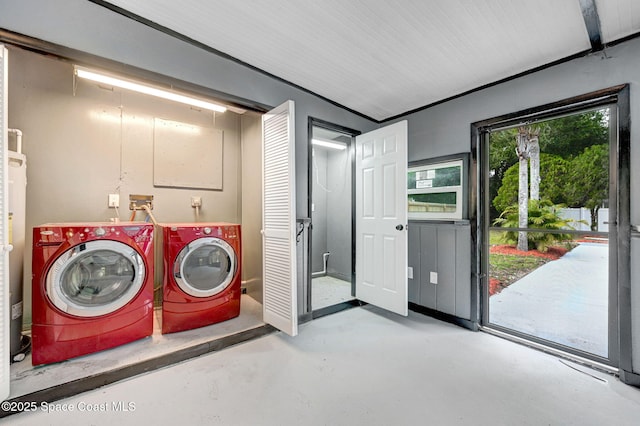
top-left (355, 121), bottom-right (408, 316)
top-left (0, 44), bottom-right (10, 401)
top-left (262, 100), bottom-right (298, 336)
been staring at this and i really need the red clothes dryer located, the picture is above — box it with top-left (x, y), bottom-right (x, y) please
top-left (160, 223), bottom-right (241, 334)
top-left (31, 222), bottom-right (154, 365)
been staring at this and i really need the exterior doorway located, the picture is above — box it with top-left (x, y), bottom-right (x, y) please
top-left (472, 86), bottom-right (631, 368)
top-left (487, 108), bottom-right (611, 358)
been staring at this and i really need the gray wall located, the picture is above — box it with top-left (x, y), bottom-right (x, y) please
top-left (311, 149), bottom-right (328, 273)
top-left (240, 112), bottom-right (263, 303)
top-left (393, 37), bottom-right (640, 376)
top-left (325, 147), bottom-right (352, 281)
top-left (311, 146), bottom-right (351, 281)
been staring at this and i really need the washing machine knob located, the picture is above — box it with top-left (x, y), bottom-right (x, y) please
top-left (94, 227), bottom-right (106, 237)
top-left (203, 227), bottom-right (212, 235)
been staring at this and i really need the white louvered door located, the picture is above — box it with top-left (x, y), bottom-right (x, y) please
top-left (0, 45), bottom-right (10, 401)
top-left (262, 100), bottom-right (298, 336)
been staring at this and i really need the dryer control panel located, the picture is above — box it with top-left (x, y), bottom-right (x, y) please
top-left (166, 223), bottom-right (240, 241)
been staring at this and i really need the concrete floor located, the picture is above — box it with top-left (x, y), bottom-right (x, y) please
top-left (5, 304), bottom-right (640, 425)
top-left (311, 275), bottom-right (354, 310)
top-left (490, 243), bottom-right (608, 356)
top-left (8, 295), bottom-right (264, 399)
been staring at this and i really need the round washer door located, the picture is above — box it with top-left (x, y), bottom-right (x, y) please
top-left (46, 240), bottom-right (146, 317)
top-left (174, 237), bottom-right (237, 298)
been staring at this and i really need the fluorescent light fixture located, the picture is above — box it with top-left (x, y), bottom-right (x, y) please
top-left (75, 66), bottom-right (226, 113)
top-left (311, 138), bottom-right (347, 150)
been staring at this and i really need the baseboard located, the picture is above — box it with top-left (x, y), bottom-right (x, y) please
top-left (619, 369), bottom-right (640, 387)
top-left (408, 302), bottom-right (478, 331)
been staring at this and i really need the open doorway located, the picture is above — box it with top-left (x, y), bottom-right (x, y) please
top-left (308, 119), bottom-right (358, 311)
top-left (487, 108), bottom-right (611, 358)
top-left (473, 86), bottom-right (631, 368)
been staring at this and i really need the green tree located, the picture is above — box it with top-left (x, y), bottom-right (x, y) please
top-left (537, 110), bottom-right (608, 158)
top-left (493, 154), bottom-right (569, 214)
top-left (565, 144), bottom-right (609, 230)
top-left (489, 109), bottom-right (609, 230)
top-left (493, 199), bottom-right (578, 252)
top-left (488, 128), bottom-right (519, 220)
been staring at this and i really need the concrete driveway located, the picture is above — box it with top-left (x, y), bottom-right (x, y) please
top-left (489, 242), bottom-right (609, 357)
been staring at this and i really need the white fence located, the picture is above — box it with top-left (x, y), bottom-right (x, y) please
top-left (559, 207), bottom-right (609, 232)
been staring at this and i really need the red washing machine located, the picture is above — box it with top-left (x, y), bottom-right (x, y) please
top-left (31, 222), bottom-right (154, 365)
top-left (160, 223), bottom-right (241, 334)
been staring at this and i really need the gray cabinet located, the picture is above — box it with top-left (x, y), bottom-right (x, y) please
top-left (407, 225), bottom-right (421, 303)
top-left (408, 222), bottom-right (471, 320)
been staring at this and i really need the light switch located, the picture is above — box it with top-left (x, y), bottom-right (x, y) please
top-left (430, 271), bottom-right (438, 284)
top-left (408, 266), bottom-right (413, 279)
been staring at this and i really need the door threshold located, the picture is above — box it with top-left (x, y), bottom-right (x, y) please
top-left (480, 325), bottom-right (618, 376)
top-left (311, 299), bottom-right (362, 320)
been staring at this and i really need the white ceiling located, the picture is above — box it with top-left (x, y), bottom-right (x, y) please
top-left (102, 0), bottom-right (640, 121)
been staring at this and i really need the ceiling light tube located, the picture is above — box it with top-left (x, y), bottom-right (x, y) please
top-left (75, 66), bottom-right (226, 113)
top-left (311, 138), bottom-right (346, 150)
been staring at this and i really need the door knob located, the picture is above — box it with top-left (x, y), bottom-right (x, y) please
top-left (396, 224), bottom-right (404, 231)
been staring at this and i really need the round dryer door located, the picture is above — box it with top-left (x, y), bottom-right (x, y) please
top-left (46, 240), bottom-right (146, 317)
top-left (174, 237), bottom-right (237, 298)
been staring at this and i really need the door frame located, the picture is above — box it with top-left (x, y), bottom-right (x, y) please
top-left (306, 117), bottom-right (360, 316)
top-left (0, 43), bottom-right (9, 401)
top-left (470, 85), bottom-right (631, 371)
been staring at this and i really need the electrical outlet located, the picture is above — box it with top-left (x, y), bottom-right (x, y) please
top-left (108, 193), bottom-right (119, 208)
top-left (191, 196), bottom-right (202, 207)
